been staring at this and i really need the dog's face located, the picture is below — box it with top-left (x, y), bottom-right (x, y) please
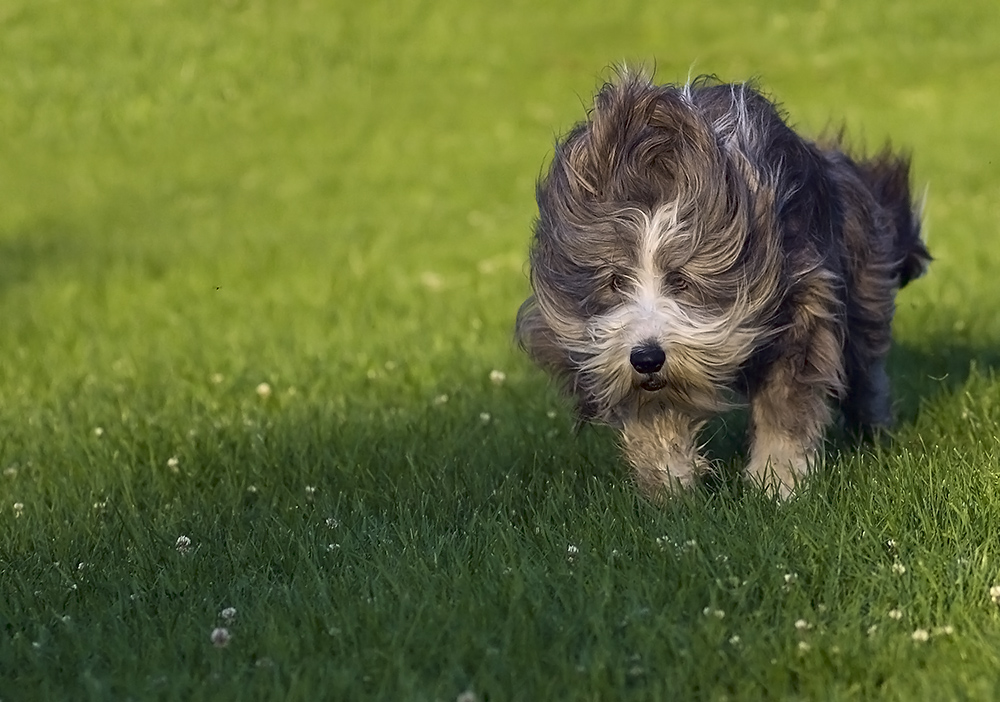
top-left (518, 75), bottom-right (783, 422)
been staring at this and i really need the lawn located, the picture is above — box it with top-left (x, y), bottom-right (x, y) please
top-left (2, 0), bottom-right (1000, 699)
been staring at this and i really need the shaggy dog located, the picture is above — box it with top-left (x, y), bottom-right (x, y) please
top-left (516, 71), bottom-right (930, 498)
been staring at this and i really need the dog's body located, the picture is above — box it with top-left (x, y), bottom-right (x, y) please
top-left (516, 72), bottom-right (930, 497)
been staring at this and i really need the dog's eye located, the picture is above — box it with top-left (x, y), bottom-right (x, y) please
top-left (664, 271), bottom-right (689, 293)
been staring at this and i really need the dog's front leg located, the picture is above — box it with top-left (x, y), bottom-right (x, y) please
top-left (746, 361), bottom-right (834, 499)
top-left (621, 409), bottom-right (706, 496)
top-left (746, 269), bottom-right (845, 499)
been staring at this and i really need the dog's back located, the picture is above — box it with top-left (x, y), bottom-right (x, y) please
top-left (687, 80), bottom-right (930, 291)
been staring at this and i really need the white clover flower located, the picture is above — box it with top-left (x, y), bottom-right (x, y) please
top-left (794, 619), bottom-right (811, 631)
top-left (891, 562), bottom-right (906, 575)
top-left (175, 535), bottom-right (192, 554)
top-left (728, 635), bottom-right (741, 645)
top-left (211, 627), bottom-right (231, 648)
top-left (433, 394), bottom-right (449, 406)
top-left (867, 624), bottom-right (878, 637)
top-left (888, 608), bottom-right (903, 620)
top-left (797, 641), bottom-right (811, 652)
top-left (702, 607), bottom-right (725, 619)
top-left (305, 485), bottom-right (317, 500)
top-left (911, 628), bottom-right (930, 642)
top-left (479, 412), bottom-right (491, 424)
top-left (167, 456), bottom-right (180, 472)
top-left (567, 545), bottom-right (579, 558)
top-left (13, 502), bottom-right (24, 516)
top-left (489, 370), bottom-right (506, 386)
top-left (990, 585), bottom-right (1000, 604)
top-left (220, 607), bottom-right (237, 621)
top-left (256, 382), bottom-right (272, 399)
top-left (783, 573), bottom-right (798, 585)
top-left (93, 427), bottom-right (105, 437)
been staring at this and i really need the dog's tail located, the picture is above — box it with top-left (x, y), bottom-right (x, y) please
top-left (857, 149), bottom-right (931, 287)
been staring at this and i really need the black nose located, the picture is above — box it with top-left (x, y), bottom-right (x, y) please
top-left (630, 344), bottom-right (666, 374)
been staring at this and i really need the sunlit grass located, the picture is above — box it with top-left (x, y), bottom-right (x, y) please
top-left (2, 0), bottom-right (1000, 699)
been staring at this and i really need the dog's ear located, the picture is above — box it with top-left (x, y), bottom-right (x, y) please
top-left (515, 295), bottom-right (572, 376)
top-left (516, 296), bottom-right (598, 422)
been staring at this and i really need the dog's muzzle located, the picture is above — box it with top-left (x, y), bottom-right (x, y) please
top-left (630, 343), bottom-right (667, 391)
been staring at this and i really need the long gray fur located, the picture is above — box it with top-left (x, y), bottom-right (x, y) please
top-left (516, 70), bottom-right (930, 498)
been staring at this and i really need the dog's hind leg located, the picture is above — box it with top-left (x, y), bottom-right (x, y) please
top-left (621, 409), bottom-right (707, 496)
top-left (836, 150), bottom-right (928, 433)
top-left (842, 354), bottom-right (893, 432)
top-left (837, 198), bottom-right (904, 433)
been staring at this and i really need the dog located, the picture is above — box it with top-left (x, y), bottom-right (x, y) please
top-left (516, 70), bottom-right (930, 498)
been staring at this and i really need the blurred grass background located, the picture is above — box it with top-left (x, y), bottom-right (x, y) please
top-left (2, 0), bottom-right (1000, 699)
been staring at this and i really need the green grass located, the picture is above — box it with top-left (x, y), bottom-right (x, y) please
top-left (3, 0), bottom-right (1000, 698)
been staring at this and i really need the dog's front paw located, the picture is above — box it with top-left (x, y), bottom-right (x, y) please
top-left (746, 447), bottom-right (814, 500)
top-left (621, 414), bottom-right (706, 499)
top-left (632, 463), bottom-right (703, 499)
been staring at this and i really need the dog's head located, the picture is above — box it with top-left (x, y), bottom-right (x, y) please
top-left (517, 71), bottom-right (783, 422)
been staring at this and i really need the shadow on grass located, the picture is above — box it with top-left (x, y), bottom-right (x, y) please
top-left (284, 331), bottom-right (1000, 512)
top-left (0, 218), bottom-right (84, 289)
top-left (890, 337), bottom-right (1000, 421)
top-left (0, 211), bottom-right (169, 292)
top-left (98, 331), bottom-right (999, 522)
